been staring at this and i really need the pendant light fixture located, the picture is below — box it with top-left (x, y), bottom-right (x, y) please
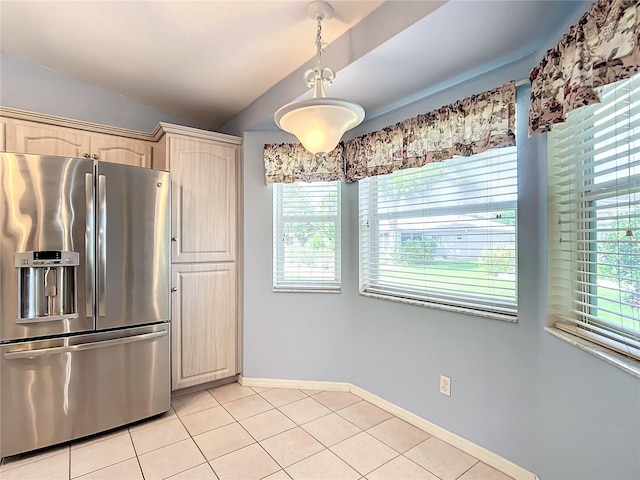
top-left (274, 1), bottom-right (365, 156)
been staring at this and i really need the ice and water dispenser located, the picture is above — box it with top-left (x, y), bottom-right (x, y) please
top-left (14, 251), bottom-right (79, 322)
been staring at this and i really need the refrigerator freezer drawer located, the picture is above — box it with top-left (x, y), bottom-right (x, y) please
top-left (0, 324), bottom-right (170, 458)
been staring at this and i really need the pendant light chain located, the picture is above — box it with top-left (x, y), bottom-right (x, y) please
top-left (304, 14), bottom-right (334, 89)
top-left (316, 17), bottom-right (323, 68)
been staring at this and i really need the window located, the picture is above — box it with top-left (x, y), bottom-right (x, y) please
top-left (359, 146), bottom-right (518, 320)
top-left (548, 75), bottom-right (640, 361)
top-left (273, 181), bottom-right (341, 291)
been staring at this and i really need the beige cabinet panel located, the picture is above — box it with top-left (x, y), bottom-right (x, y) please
top-left (171, 263), bottom-right (237, 390)
top-left (93, 135), bottom-right (152, 167)
top-left (4, 119), bottom-right (151, 167)
top-left (12, 122), bottom-right (92, 157)
top-left (169, 136), bottom-right (237, 263)
top-left (0, 121), bottom-right (5, 152)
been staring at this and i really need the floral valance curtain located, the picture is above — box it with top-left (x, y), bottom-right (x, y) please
top-left (264, 142), bottom-right (344, 183)
top-left (264, 81), bottom-right (515, 183)
top-left (529, 0), bottom-right (640, 135)
top-left (344, 81), bottom-right (516, 182)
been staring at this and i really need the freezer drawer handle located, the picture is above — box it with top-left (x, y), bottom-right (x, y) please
top-left (3, 330), bottom-right (167, 360)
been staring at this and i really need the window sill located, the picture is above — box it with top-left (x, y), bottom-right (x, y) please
top-left (359, 291), bottom-right (518, 323)
top-left (545, 326), bottom-right (640, 379)
top-left (273, 287), bottom-right (341, 294)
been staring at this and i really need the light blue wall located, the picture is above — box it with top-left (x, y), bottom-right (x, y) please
top-left (242, 130), bottom-right (356, 383)
top-left (240, 62), bottom-right (640, 480)
top-left (0, 51), bottom-right (196, 132)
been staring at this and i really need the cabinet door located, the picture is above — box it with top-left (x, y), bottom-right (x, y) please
top-left (93, 135), bottom-right (153, 167)
top-left (12, 122), bottom-right (92, 157)
top-left (171, 263), bottom-right (237, 390)
top-left (170, 137), bottom-right (237, 263)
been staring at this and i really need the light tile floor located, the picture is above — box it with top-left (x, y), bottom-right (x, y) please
top-left (0, 383), bottom-right (514, 480)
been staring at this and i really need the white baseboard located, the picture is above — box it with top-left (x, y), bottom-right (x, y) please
top-left (240, 376), bottom-right (538, 480)
top-left (239, 376), bottom-right (350, 392)
top-left (349, 385), bottom-right (539, 480)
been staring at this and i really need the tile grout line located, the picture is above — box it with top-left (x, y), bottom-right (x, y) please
top-left (317, 391), bottom-right (503, 480)
top-left (454, 458), bottom-right (481, 480)
top-left (69, 431), bottom-right (137, 480)
top-left (269, 392), bottom-right (338, 427)
top-left (227, 412), bottom-right (287, 476)
top-left (193, 386), bottom-right (293, 474)
top-left (263, 391), bottom-right (384, 472)
top-left (296, 410), bottom-right (363, 450)
top-left (337, 430), bottom-right (402, 477)
top-left (170, 394), bottom-right (220, 473)
top-left (213, 388), bottom-right (343, 476)
top-left (170, 402), bottom-right (220, 479)
top-left (359, 452), bottom-right (400, 479)
top-left (401, 452), bottom-right (446, 480)
top-left (286, 398), bottom-right (443, 479)
top-left (213, 389), bottom-right (294, 474)
top-left (127, 425), bottom-right (146, 480)
top-left (258, 390), bottom-right (365, 476)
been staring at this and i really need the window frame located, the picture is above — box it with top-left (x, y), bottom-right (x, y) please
top-left (358, 146), bottom-right (519, 321)
top-left (272, 181), bottom-right (342, 293)
top-left (547, 75), bottom-right (640, 366)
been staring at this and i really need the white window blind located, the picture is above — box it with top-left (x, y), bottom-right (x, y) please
top-left (548, 75), bottom-right (640, 361)
top-left (273, 181), bottom-right (341, 291)
top-left (359, 146), bottom-right (518, 320)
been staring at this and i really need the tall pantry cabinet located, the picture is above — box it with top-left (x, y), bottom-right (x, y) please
top-left (155, 123), bottom-right (242, 390)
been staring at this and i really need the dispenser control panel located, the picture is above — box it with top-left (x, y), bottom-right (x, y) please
top-left (15, 251), bottom-right (79, 268)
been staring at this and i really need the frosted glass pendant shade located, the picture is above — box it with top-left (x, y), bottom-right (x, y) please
top-left (274, 2), bottom-right (365, 156)
top-left (275, 98), bottom-right (365, 155)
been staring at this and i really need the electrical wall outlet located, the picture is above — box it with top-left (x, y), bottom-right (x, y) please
top-left (440, 375), bottom-right (451, 396)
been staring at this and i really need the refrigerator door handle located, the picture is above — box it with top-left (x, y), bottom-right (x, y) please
top-left (98, 174), bottom-right (107, 317)
top-left (85, 172), bottom-right (95, 319)
top-left (3, 330), bottom-right (168, 360)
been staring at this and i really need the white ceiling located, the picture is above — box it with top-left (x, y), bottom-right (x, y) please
top-left (0, 0), bottom-right (586, 131)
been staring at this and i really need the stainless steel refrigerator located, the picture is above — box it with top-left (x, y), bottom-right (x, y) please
top-left (0, 153), bottom-right (171, 458)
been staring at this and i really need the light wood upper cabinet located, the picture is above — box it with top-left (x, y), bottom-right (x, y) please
top-left (11, 121), bottom-right (92, 157)
top-left (171, 263), bottom-right (237, 389)
top-left (3, 118), bottom-right (153, 167)
top-left (92, 134), bottom-right (152, 167)
top-left (168, 136), bottom-right (238, 263)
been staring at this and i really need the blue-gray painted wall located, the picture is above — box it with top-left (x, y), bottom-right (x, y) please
top-left (238, 7), bottom-right (639, 476)
top-left (240, 59), bottom-right (640, 479)
top-left (0, 51), bottom-right (197, 132)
